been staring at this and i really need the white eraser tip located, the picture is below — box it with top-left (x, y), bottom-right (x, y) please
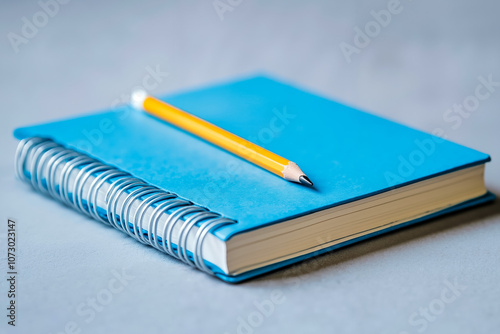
top-left (131, 89), bottom-right (148, 110)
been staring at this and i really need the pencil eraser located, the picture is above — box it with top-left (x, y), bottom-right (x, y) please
top-left (131, 89), bottom-right (148, 110)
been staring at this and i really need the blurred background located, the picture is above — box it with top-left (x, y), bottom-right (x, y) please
top-left (1, 1), bottom-right (499, 333)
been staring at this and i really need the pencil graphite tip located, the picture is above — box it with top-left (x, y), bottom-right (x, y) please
top-left (282, 161), bottom-right (313, 186)
top-left (299, 175), bottom-right (313, 187)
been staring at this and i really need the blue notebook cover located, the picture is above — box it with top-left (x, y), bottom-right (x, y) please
top-left (14, 75), bottom-right (494, 282)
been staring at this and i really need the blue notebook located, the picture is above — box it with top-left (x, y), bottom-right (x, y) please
top-left (14, 75), bottom-right (494, 283)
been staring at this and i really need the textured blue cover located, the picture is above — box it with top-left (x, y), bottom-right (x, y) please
top-left (14, 75), bottom-right (493, 281)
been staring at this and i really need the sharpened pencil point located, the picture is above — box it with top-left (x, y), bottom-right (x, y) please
top-left (282, 161), bottom-right (313, 186)
top-left (299, 175), bottom-right (313, 187)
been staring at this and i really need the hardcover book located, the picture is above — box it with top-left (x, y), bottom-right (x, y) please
top-left (14, 75), bottom-right (494, 283)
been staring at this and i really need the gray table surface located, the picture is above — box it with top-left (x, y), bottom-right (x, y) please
top-left (1, 1), bottom-right (499, 333)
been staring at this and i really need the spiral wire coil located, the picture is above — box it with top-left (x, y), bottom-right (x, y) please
top-left (15, 137), bottom-right (236, 275)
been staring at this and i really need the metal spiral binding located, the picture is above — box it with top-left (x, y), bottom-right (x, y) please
top-left (15, 137), bottom-right (237, 275)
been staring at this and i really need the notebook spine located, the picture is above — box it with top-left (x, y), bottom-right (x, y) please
top-left (15, 137), bottom-right (236, 275)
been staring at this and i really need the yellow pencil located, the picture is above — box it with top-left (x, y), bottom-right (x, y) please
top-left (131, 90), bottom-right (313, 186)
